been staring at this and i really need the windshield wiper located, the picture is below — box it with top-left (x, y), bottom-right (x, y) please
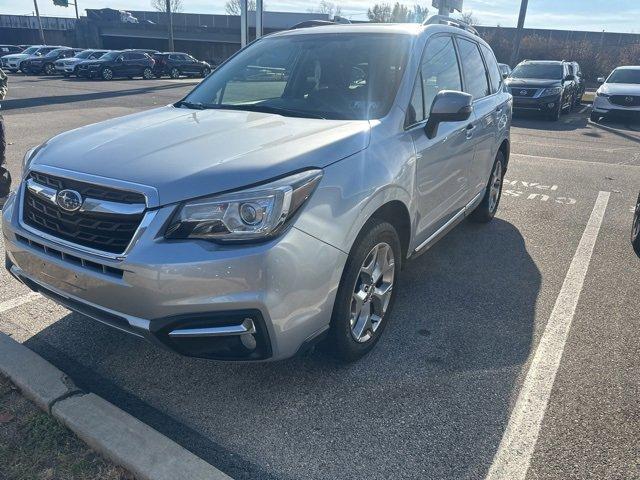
top-left (176, 100), bottom-right (208, 110)
top-left (209, 103), bottom-right (328, 120)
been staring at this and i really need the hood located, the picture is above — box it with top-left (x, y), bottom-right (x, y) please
top-left (505, 78), bottom-right (561, 88)
top-left (31, 106), bottom-right (371, 206)
top-left (598, 83), bottom-right (640, 96)
top-left (3, 53), bottom-right (31, 61)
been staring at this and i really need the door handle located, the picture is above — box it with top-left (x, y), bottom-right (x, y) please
top-left (465, 124), bottom-right (476, 139)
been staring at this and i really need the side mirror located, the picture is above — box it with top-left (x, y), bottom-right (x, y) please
top-left (502, 72), bottom-right (509, 79)
top-left (597, 77), bottom-right (605, 84)
top-left (116, 56), bottom-right (124, 63)
top-left (425, 91), bottom-right (473, 139)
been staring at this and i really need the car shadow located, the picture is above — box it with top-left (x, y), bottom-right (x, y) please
top-left (512, 107), bottom-right (588, 132)
top-left (24, 218), bottom-right (540, 480)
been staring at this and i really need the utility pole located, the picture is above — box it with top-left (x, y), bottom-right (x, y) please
top-left (165, 0), bottom-right (174, 51)
top-left (510, 0), bottom-right (529, 66)
top-left (240, 0), bottom-right (248, 47)
top-left (73, 1), bottom-right (79, 20)
top-left (33, 0), bottom-right (46, 44)
top-left (255, 0), bottom-right (263, 39)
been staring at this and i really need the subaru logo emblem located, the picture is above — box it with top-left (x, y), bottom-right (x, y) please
top-left (520, 90), bottom-right (527, 96)
top-left (56, 189), bottom-right (83, 212)
top-left (625, 96), bottom-right (634, 104)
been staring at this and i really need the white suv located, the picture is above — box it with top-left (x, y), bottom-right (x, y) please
top-left (592, 66), bottom-right (640, 122)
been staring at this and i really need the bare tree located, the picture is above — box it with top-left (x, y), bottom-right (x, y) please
top-left (309, 0), bottom-right (342, 18)
top-left (458, 10), bottom-right (478, 26)
top-left (225, 0), bottom-right (257, 15)
top-left (151, 0), bottom-right (183, 13)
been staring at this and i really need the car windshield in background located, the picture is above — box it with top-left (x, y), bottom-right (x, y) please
top-left (607, 69), bottom-right (640, 84)
top-left (183, 33), bottom-right (412, 120)
top-left (99, 51), bottom-right (121, 61)
top-left (44, 49), bottom-right (67, 58)
top-left (510, 63), bottom-right (563, 79)
top-left (21, 46), bottom-right (40, 55)
top-left (75, 50), bottom-right (97, 59)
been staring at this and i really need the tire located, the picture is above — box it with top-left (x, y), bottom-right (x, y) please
top-left (101, 67), bottom-right (113, 81)
top-left (170, 67), bottom-right (180, 79)
top-left (470, 151), bottom-right (506, 223)
top-left (44, 63), bottom-right (55, 75)
top-left (547, 103), bottom-right (561, 121)
top-left (142, 67), bottom-right (153, 80)
top-left (590, 112), bottom-right (600, 123)
top-left (201, 67), bottom-right (211, 78)
top-left (632, 193), bottom-right (640, 256)
top-left (326, 220), bottom-right (401, 362)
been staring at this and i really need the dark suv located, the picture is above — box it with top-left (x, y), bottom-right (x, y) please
top-left (22, 47), bottom-right (83, 75)
top-left (506, 60), bottom-right (577, 120)
top-left (77, 50), bottom-right (155, 80)
top-left (152, 52), bottom-right (212, 78)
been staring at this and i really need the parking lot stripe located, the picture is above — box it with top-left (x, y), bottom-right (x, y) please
top-left (0, 292), bottom-right (41, 314)
top-left (512, 153), bottom-right (640, 168)
top-left (485, 191), bottom-right (610, 480)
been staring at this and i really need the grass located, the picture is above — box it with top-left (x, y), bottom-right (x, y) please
top-left (0, 374), bottom-right (132, 480)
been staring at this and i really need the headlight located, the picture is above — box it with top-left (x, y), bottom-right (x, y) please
top-left (166, 169), bottom-right (323, 242)
top-left (541, 86), bottom-right (562, 96)
top-left (596, 91), bottom-right (610, 98)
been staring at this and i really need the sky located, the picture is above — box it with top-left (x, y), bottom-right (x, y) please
top-left (3, 0), bottom-right (640, 33)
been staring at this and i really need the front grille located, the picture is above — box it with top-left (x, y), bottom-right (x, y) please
top-left (609, 95), bottom-right (640, 107)
top-left (511, 87), bottom-right (538, 98)
top-left (23, 171), bottom-right (145, 255)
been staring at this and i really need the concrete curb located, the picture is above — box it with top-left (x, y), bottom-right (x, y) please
top-left (0, 333), bottom-right (232, 480)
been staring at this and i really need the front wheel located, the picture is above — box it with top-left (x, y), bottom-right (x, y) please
top-left (101, 67), bottom-right (113, 80)
top-left (632, 193), bottom-right (640, 256)
top-left (590, 112), bottom-right (600, 123)
top-left (169, 67), bottom-right (180, 79)
top-left (142, 67), bottom-right (154, 80)
top-left (326, 220), bottom-right (401, 362)
top-left (470, 151), bottom-right (505, 223)
top-left (44, 63), bottom-right (55, 75)
top-left (201, 67), bottom-right (211, 77)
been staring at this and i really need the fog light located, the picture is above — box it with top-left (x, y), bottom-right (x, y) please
top-left (240, 333), bottom-right (257, 350)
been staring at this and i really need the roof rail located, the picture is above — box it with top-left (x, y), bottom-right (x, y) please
top-left (423, 15), bottom-right (479, 36)
top-left (289, 20), bottom-right (338, 30)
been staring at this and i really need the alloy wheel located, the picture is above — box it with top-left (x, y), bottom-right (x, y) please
top-left (102, 68), bottom-right (113, 80)
top-left (349, 242), bottom-right (395, 343)
top-left (488, 160), bottom-right (503, 213)
top-left (170, 68), bottom-right (180, 79)
top-left (143, 68), bottom-right (153, 80)
top-left (45, 64), bottom-right (55, 75)
top-left (202, 67), bottom-right (210, 77)
top-left (633, 201), bottom-right (640, 242)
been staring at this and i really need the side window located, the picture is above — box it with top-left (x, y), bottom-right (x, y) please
top-left (420, 36), bottom-right (462, 114)
top-left (480, 44), bottom-right (501, 93)
top-left (407, 78), bottom-right (424, 126)
top-left (457, 38), bottom-right (490, 100)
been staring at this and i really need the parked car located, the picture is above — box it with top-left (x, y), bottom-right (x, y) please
top-left (498, 63), bottom-right (511, 79)
top-left (591, 66), bottom-right (640, 123)
top-left (54, 49), bottom-right (110, 76)
top-left (3, 23), bottom-right (511, 362)
top-left (568, 61), bottom-right (585, 106)
top-left (152, 52), bottom-right (212, 78)
top-left (505, 60), bottom-right (577, 120)
top-left (0, 45), bottom-right (24, 55)
top-left (76, 50), bottom-right (155, 80)
top-left (22, 47), bottom-right (84, 75)
top-left (0, 45), bottom-right (64, 73)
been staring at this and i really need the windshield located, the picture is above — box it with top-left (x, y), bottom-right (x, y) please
top-left (45, 49), bottom-right (67, 58)
top-left (75, 50), bottom-right (95, 59)
top-left (99, 51), bottom-right (121, 61)
top-left (607, 69), bottom-right (640, 84)
top-left (22, 46), bottom-right (39, 55)
top-left (510, 63), bottom-right (563, 80)
top-left (183, 33), bottom-right (412, 120)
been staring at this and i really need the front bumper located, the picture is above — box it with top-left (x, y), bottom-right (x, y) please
top-left (592, 96), bottom-right (640, 119)
top-left (512, 94), bottom-right (562, 113)
top-left (2, 181), bottom-right (346, 361)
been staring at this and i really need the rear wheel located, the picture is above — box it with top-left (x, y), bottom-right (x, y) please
top-left (142, 67), bottom-right (153, 80)
top-left (170, 67), bottom-right (180, 79)
top-left (44, 63), bottom-right (55, 75)
top-left (101, 67), bottom-right (113, 80)
top-left (470, 151), bottom-right (505, 223)
top-left (326, 220), bottom-right (401, 362)
top-left (201, 67), bottom-right (211, 77)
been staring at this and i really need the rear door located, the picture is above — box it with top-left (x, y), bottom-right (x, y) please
top-left (456, 37), bottom-right (496, 200)
top-left (407, 34), bottom-right (475, 243)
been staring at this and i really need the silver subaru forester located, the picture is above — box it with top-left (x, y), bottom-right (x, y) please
top-left (3, 22), bottom-right (511, 362)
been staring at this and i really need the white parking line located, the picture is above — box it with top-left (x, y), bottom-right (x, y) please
top-left (485, 191), bottom-right (610, 480)
top-left (513, 153), bottom-right (640, 168)
top-left (0, 292), bottom-right (41, 314)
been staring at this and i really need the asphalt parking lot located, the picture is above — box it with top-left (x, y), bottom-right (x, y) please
top-left (1, 75), bottom-right (639, 480)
